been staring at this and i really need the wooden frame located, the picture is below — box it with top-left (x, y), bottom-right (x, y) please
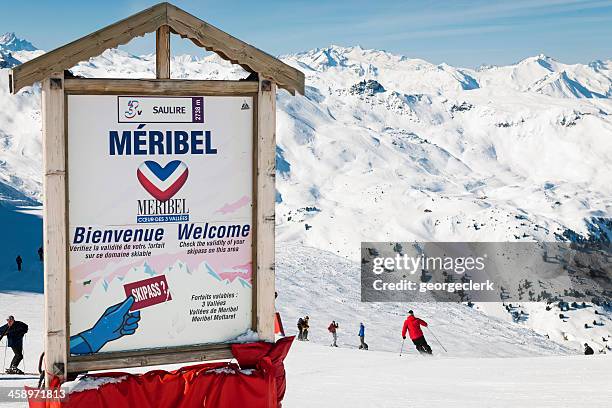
top-left (255, 77), bottom-right (276, 342)
top-left (9, 2), bottom-right (304, 95)
top-left (42, 72), bottom-right (69, 381)
top-left (63, 78), bottom-right (259, 95)
top-left (10, 1), bottom-right (300, 385)
top-left (69, 344), bottom-right (233, 373)
top-left (53, 78), bottom-right (272, 377)
top-left (156, 25), bottom-right (171, 79)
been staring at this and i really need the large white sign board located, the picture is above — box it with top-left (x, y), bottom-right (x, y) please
top-left (67, 95), bottom-right (253, 355)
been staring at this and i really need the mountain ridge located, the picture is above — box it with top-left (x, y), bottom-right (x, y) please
top-left (0, 32), bottom-right (37, 52)
top-left (0, 35), bottom-right (610, 261)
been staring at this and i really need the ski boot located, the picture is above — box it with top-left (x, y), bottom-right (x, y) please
top-left (5, 366), bottom-right (24, 375)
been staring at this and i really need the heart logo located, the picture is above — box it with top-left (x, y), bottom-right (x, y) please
top-left (137, 160), bottom-right (189, 201)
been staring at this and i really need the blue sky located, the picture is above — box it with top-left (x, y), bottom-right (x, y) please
top-left (2, 0), bottom-right (611, 67)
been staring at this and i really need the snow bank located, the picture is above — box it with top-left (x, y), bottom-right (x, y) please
top-left (64, 375), bottom-right (128, 394)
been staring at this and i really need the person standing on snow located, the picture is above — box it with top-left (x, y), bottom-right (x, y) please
top-left (358, 322), bottom-right (369, 350)
top-left (584, 343), bottom-right (594, 355)
top-left (0, 316), bottom-right (29, 374)
top-left (297, 317), bottom-right (305, 341)
top-left (402, 310), bottom-right (432, 355)
top-left (302, 316), bottom-right (310, 341)
top-left (328, 320), bottom-right (339, 347)
top-left (16, 255), bottom-right (22, 272)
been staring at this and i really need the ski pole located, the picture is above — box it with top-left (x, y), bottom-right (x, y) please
top-left (427, 327), bottom-right (447, 353)
top-left (38, 352), bottom-right (45, 389)
top-left (2, 338), bottom-right (7, 371)
top-left (399, 338), bottom-right (405, 356)
top-left (22, 335), bottom-right (26, 373)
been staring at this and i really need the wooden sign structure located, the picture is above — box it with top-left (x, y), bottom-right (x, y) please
top-left (8, 2), bottom-right (304, 384)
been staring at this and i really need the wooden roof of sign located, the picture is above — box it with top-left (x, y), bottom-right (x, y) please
top-left (8, 2), bottom-right (304, 95)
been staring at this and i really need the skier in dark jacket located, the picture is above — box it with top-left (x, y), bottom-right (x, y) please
top-left (358, 322), bottom-right (369, 350)
top-left (297, 316), bottom-right (310, 341)
top-left (16, 255), bottom-right (23, 272)
top-left (302, 316), bottom-right (310, 341)
top-left (584, 343), bottom-right (594, 355)
top-left (402, 310), bottom-right (432, 355)
top-left (0, 316), bottom-right (29, 374)
top-left (297, 317), bottom-right (304, 340)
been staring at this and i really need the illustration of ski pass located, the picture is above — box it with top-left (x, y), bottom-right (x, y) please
top-left (67, 95), bottom-right (254, 354)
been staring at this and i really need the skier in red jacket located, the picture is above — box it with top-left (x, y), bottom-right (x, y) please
top-left (402, 310), bottom-right (432, 355)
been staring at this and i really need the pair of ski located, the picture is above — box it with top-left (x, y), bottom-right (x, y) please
top-left (4, 367), bottom-right (37, 375)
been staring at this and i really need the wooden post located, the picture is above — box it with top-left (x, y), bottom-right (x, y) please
top-left (156, 25), bottom-right (171, 79)
top-left (42, 73), bottom-right (68, 384)
top-left (255, 78), bottom-right (276, 342)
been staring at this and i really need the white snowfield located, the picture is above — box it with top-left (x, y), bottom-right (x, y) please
top-left (283, 341), bottom-right (612, 408)
top-left (1, 289), bottom-right (611, 408)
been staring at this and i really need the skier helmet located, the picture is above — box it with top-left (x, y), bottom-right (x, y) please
top-left (408, 310), bottom-right (414, 315)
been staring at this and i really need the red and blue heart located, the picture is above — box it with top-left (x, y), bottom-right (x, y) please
top-left (137, 160), bottom-right (189, 201)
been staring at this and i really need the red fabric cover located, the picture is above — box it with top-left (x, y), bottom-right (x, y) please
top-left (231, 342), bottom-right (273, 368)
top-left (232, 336), bottom-right (294, 407)
top-left (27, 337), bottom-right (294, 408)
top-left (26, 377), bottom-right (63, 408)
top-left (402, 315), bottom-right (428, 340)
top-left (264, 336), bottom-right (294, 405)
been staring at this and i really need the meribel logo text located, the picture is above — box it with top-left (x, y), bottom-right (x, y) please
top-left (137, 198), bottom-right (190, 224)
top-left (109, 124), bottom-right (217, 156)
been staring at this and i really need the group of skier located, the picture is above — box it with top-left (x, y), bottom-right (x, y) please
top-left (324, 320), bottom-right (369, 350)
top-left (298, 309), bottom-right (608, 357)
top-left (14, 246), bottom-right (43, 272)
top-left (296, 316), bottom-right (310, 341)
top-left (299, 310), bottom-right (433, 355)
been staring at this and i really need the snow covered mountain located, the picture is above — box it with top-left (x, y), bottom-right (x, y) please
top-left (1, 36), bottom-right (611, 254)
top-left (0, 34), bottom-right (610, 355)
top-left (275, 46), bottom-right (612, 258)
top-left (0, 32), bottom-right (42, 69)
top-left (0, 32), bottom-right (36, 52)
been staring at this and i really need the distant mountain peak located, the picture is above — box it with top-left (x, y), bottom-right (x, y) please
top-left (0, 32), bottom-right (37, 52)
top-left (524, 53), bottom-right (555, 62)
top-left (518, 54), bottom-right (558, 69)
top-left (282, 44), bottom-right (417, 75)
top-left (476, 63), bottom-right (497, 71)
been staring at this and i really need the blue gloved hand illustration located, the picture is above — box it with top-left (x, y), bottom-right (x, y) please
top-left (70, 296), bottom-right (141, 355)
